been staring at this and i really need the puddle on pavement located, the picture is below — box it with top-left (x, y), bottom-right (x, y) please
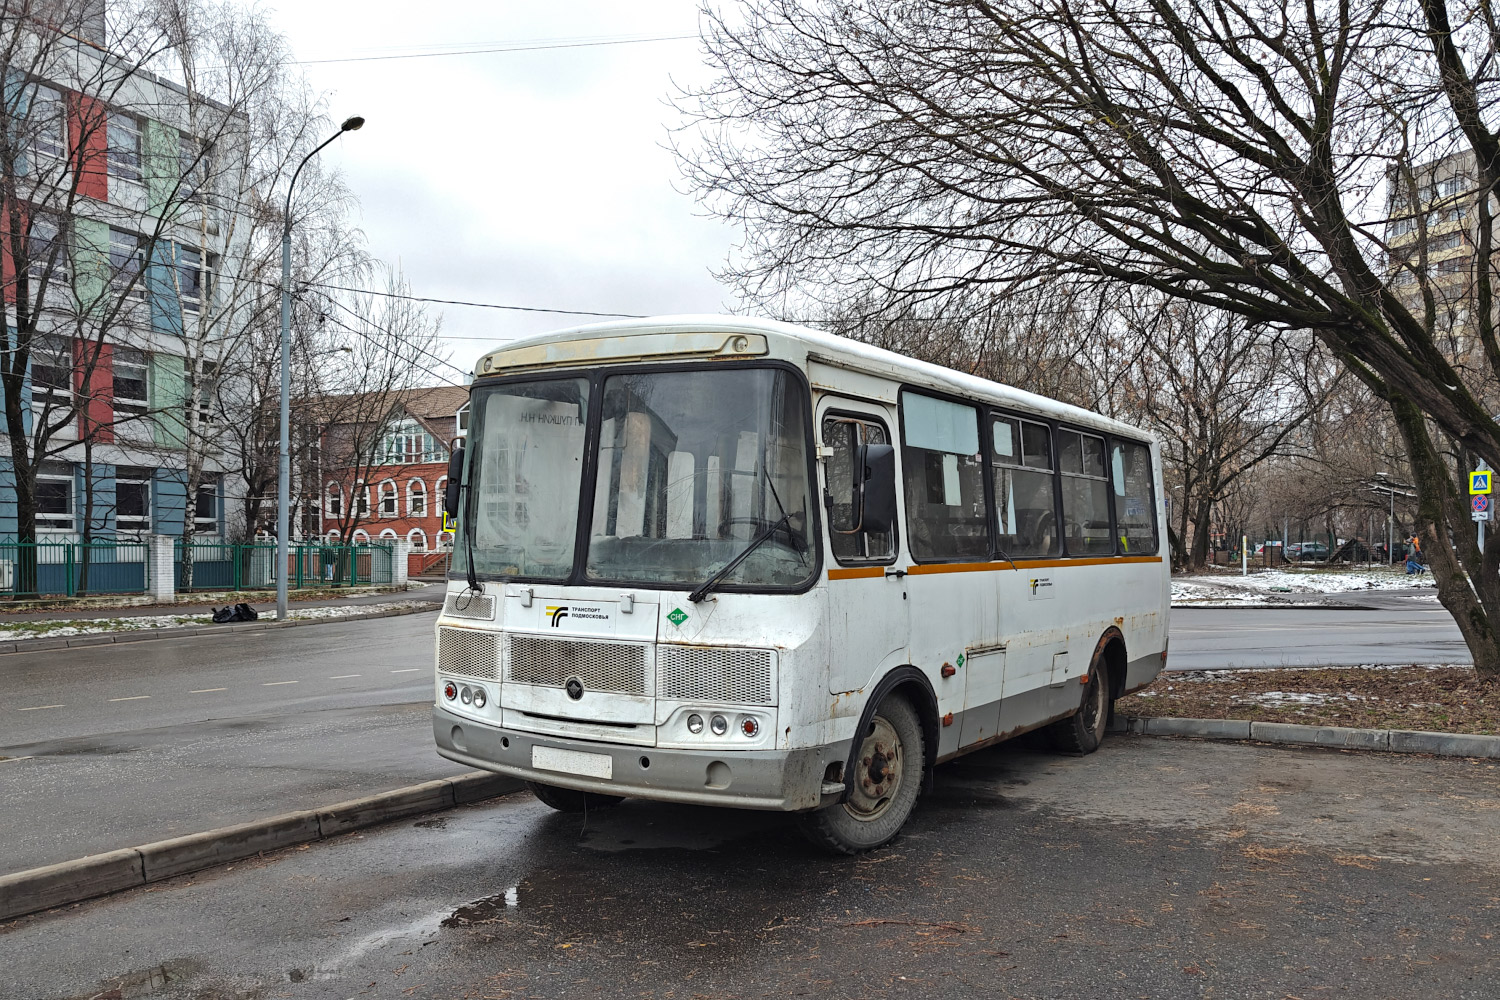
top-left (66, 959), bottom-right (201, 1000)
top-left (565, 800), bottom-right (788, 852)
top-left (444, 884), bottom-right (521, 927)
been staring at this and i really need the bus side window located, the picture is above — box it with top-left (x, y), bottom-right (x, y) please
top-left (1111, 439), bottom-right (1158, 554)
top-left (900, 393), bottom-right (988, 562)
top-left (1058, 428), bottom-right (1114, 555)
top-left (992, 415), bottom-right (1058, 557)
top-left (823, 415), bottom-right (895, 563)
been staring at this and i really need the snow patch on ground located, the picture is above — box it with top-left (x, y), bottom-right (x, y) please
top-left (1172, 569), bottom-right (1434, 606)
top-left (0, 601), bottom-right (433, 641)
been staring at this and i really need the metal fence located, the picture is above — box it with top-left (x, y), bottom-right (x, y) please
top-left (174, 541), bottom-right (395, 591)
top-left (0, 541), bottom-right (149, 597)
top-left (0, 540), bottom-right (396, 598)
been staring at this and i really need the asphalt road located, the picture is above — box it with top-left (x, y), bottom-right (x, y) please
top-left (1169, 600), bottom-right (1469, 670)
top-left (0, 613), bottom-right (462, 873)
top-left (4, 735), bottom-right (1498, 999)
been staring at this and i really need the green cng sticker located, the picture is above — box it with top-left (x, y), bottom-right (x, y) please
top-left (667, 607), bottom-right (689, 627)
top-left (957, 653), bottom-right (965, 668)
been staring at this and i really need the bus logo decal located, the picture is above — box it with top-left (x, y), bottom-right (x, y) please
top-left (545, 605), bottom-right (570, 627)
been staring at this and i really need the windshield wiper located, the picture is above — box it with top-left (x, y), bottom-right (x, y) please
top-left (688, 511), bottom-right (796, 604)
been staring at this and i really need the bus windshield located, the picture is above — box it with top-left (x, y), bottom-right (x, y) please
top-left (460, 366), bottom-right (816, 591)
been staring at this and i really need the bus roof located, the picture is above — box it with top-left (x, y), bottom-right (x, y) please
top-left (474, 314), bottom-right (1153, 443)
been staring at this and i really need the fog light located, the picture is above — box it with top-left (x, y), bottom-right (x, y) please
top-left (741, 717), bottom-right (760, 738)
top-left (687, 713), bottom-right (704, 734)
top-left (443, 681), bottom-right (457, 700)
top-left (460, 685), bottom-right (473, 705)
top-left (472, 686), bottom-right (487, 708)
top-left (710, 714), bottom-right (728, 736)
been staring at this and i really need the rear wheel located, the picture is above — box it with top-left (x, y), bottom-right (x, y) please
top-left (798, 694), bottom-right (925, 855)
top-left (526, 781), bottom-right (624, 813)
top-left (1048, 659), bottom-right (1110, 755)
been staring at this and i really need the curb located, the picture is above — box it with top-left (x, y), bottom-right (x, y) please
top-left (1111, 715), bottom-right (1500, 758)
top-left (0, 771), bottom-right (523, 923)
top-left (0, 602), bottom-right (440, 657)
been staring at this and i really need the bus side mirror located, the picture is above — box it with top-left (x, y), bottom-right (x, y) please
top-left (444, 446), bottom-right (465, 517)
top-left (857, 443), bottom-right (896, 534)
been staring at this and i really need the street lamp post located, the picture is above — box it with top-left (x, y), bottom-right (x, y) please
top-left (277, 115), bottom-right (364, 620)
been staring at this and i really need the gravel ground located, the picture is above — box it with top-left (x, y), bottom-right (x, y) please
top-left (1120, 664), bottom-right (1500, 734)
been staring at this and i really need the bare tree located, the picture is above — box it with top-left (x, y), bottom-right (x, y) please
top-left (679, 0), bottom-right (1500, 676)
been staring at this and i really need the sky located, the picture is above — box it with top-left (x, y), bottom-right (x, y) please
top-left (257, 0), bottom-right (743, 384)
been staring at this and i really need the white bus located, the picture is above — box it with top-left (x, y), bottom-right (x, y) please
top-left (433, 316), bottom-right (1169, 853)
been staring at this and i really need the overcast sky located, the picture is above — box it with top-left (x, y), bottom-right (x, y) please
top-left (259, 1), bottom-right (742, 382)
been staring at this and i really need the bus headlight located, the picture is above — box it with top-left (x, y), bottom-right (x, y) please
top-left (687, 713), bottom-right (704, 734)
top-left (460, 685), bottom-right (473, 705)
top-left (710, 714), bottom-right (728, 736)
top-left (472, 686), bottom-right (487, 708)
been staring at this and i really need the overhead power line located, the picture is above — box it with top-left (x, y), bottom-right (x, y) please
top-left (294, 34), bottom-right (696, 66)
top-left (304, 282), bottom-right (647, 319)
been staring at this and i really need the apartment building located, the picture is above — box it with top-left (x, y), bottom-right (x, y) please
top-left (0, 7), bottom-right (247, 544)
top-left (1385, 150), bottom-right (1486, 326)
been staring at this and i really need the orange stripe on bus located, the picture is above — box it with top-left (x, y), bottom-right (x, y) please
top-left (827, 555), bottom-right (1162, 580)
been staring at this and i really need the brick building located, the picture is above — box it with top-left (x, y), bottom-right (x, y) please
top-left (318, 384), bottom-right (468, 576)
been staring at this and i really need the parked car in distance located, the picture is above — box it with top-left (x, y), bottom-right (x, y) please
top-left (1295, 542), bottom-right (1330, 562)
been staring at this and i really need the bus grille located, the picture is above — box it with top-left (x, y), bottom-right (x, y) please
top-left (506, 635), bottom-right (648, 695)
top-left (657, 645), bottom-right (775, 705)
top-left (437, 627), bottom-right (500, 680)
top-left (443, 593), bottom-right (496, 621)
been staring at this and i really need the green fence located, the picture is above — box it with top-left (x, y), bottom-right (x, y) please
top-left (174, 541), bottom-right (395, 591)
top-left (0, 541), bottom-right (149, 597)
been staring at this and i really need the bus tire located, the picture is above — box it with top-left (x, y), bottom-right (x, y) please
top-left (526, 781), bottom-right (625, 813)
top-left (1048, 660), bottom-right (1110, 755)
top-left (797, 694), bottom-right (925, 855)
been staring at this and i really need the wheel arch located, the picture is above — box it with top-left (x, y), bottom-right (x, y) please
top-left (1093, 626), bottom-right (1129, 702)
top-left (841, 665), bottom-right (940, 797)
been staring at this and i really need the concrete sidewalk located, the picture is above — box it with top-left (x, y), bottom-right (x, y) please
top-left (0, 581), bottom-right (445, 624)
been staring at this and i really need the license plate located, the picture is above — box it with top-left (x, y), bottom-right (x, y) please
top-left (532, 745), bottom-right (613, 780)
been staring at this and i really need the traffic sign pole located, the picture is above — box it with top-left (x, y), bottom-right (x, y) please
top-left (1480, 461), bottom-right (1491, 554)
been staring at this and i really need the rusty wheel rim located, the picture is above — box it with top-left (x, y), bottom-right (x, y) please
top-left (844, 714), bottom-right (903, 822)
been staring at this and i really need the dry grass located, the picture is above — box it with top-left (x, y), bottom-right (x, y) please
top-left (1118, 666), bottom-right (1500, 735)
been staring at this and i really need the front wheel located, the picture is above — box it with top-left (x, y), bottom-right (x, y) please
top-left (526, 781), bottom-right (624, 813)
top-left (798, 694), bottom-right (925, 855)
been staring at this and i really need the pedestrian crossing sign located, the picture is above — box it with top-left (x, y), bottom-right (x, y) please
top-left (442, 512), bottom-right (458, 532)
top-left (1472, 471), bottom-right (1493, 495)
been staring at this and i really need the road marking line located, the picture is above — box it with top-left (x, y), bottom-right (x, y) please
top-left (0, 755), bottom-right (33, 763)
top-left (190, 687), bottom-right (228, 694)
top-left (17, 704), bottom-right (63, 711)
top-left (109, 695), bottom-right (150, 702)
top-left (263, 680), bottom-right (299, 686)
top-left (328, 674), bottom-right (361, 679)
top-left (390, 668), bottom-right (422, 674)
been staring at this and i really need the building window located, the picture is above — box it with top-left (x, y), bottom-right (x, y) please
top-left (178, 248), bottom-right (204, 313)
top-left (407, 478), bottom-right (427, 517)
top-left (179, 136), bottom-right (208, 202)
top-left (381, 418), bottom-right (440, 464)
top-left (115, 466), bottom-right (152, 534)
top-left (377, 480), bottom-right (397, 517)
top-left (107, 112), bottom-right (142, 183)
top-left (29, 84), bottom-right (66, 163)
top-left (352, 529), bottom-right (370, 544)
top-left (37, 461), bottom-right (74, 530)
top-left (379, 528), bottom-right (398, 543)
top-left (1058, 428), bottom-right (1113, 555)
top-left (434, 476), bottom-right (447, 515)
top-left (113, 348), bottom-right (149, 416)
top-left (407, 528), bottom-right (428, 551)
top-left (900, 392), bottom-right (989, 562)
top-left (194, 476), bottom-right (219, 534)
top-left (456, 402), bottom-right (470, 439)
top-left (109, 229), bottom-right (145, 299)
top-left (184, 359), bottom-right (218, 425)
top-left (26, 215), bottom-right (67, 284)
top-left (354, 482), bottom-right (369, 518)
top-left (32, 335), bottom-right (72, 402)
top-left (326, 482), bottom-right (343, 518)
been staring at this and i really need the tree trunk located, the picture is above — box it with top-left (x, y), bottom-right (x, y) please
top-left (1188, 498), bottom-right (1213, 570)
top-left (1390, 395), bottom-right (1500, 679)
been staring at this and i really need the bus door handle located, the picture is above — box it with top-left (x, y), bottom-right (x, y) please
top-left (885, 569), bottom-right (908, 579)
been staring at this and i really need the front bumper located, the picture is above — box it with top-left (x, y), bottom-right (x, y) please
top-left (433, 704), bottom-right (848, 812)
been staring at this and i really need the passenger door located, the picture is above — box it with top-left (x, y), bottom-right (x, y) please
top-left (819, 401), bottom-right (909, 695)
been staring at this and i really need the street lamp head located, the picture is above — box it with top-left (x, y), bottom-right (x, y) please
top-left (340, 116), bottom-right (365, 132)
